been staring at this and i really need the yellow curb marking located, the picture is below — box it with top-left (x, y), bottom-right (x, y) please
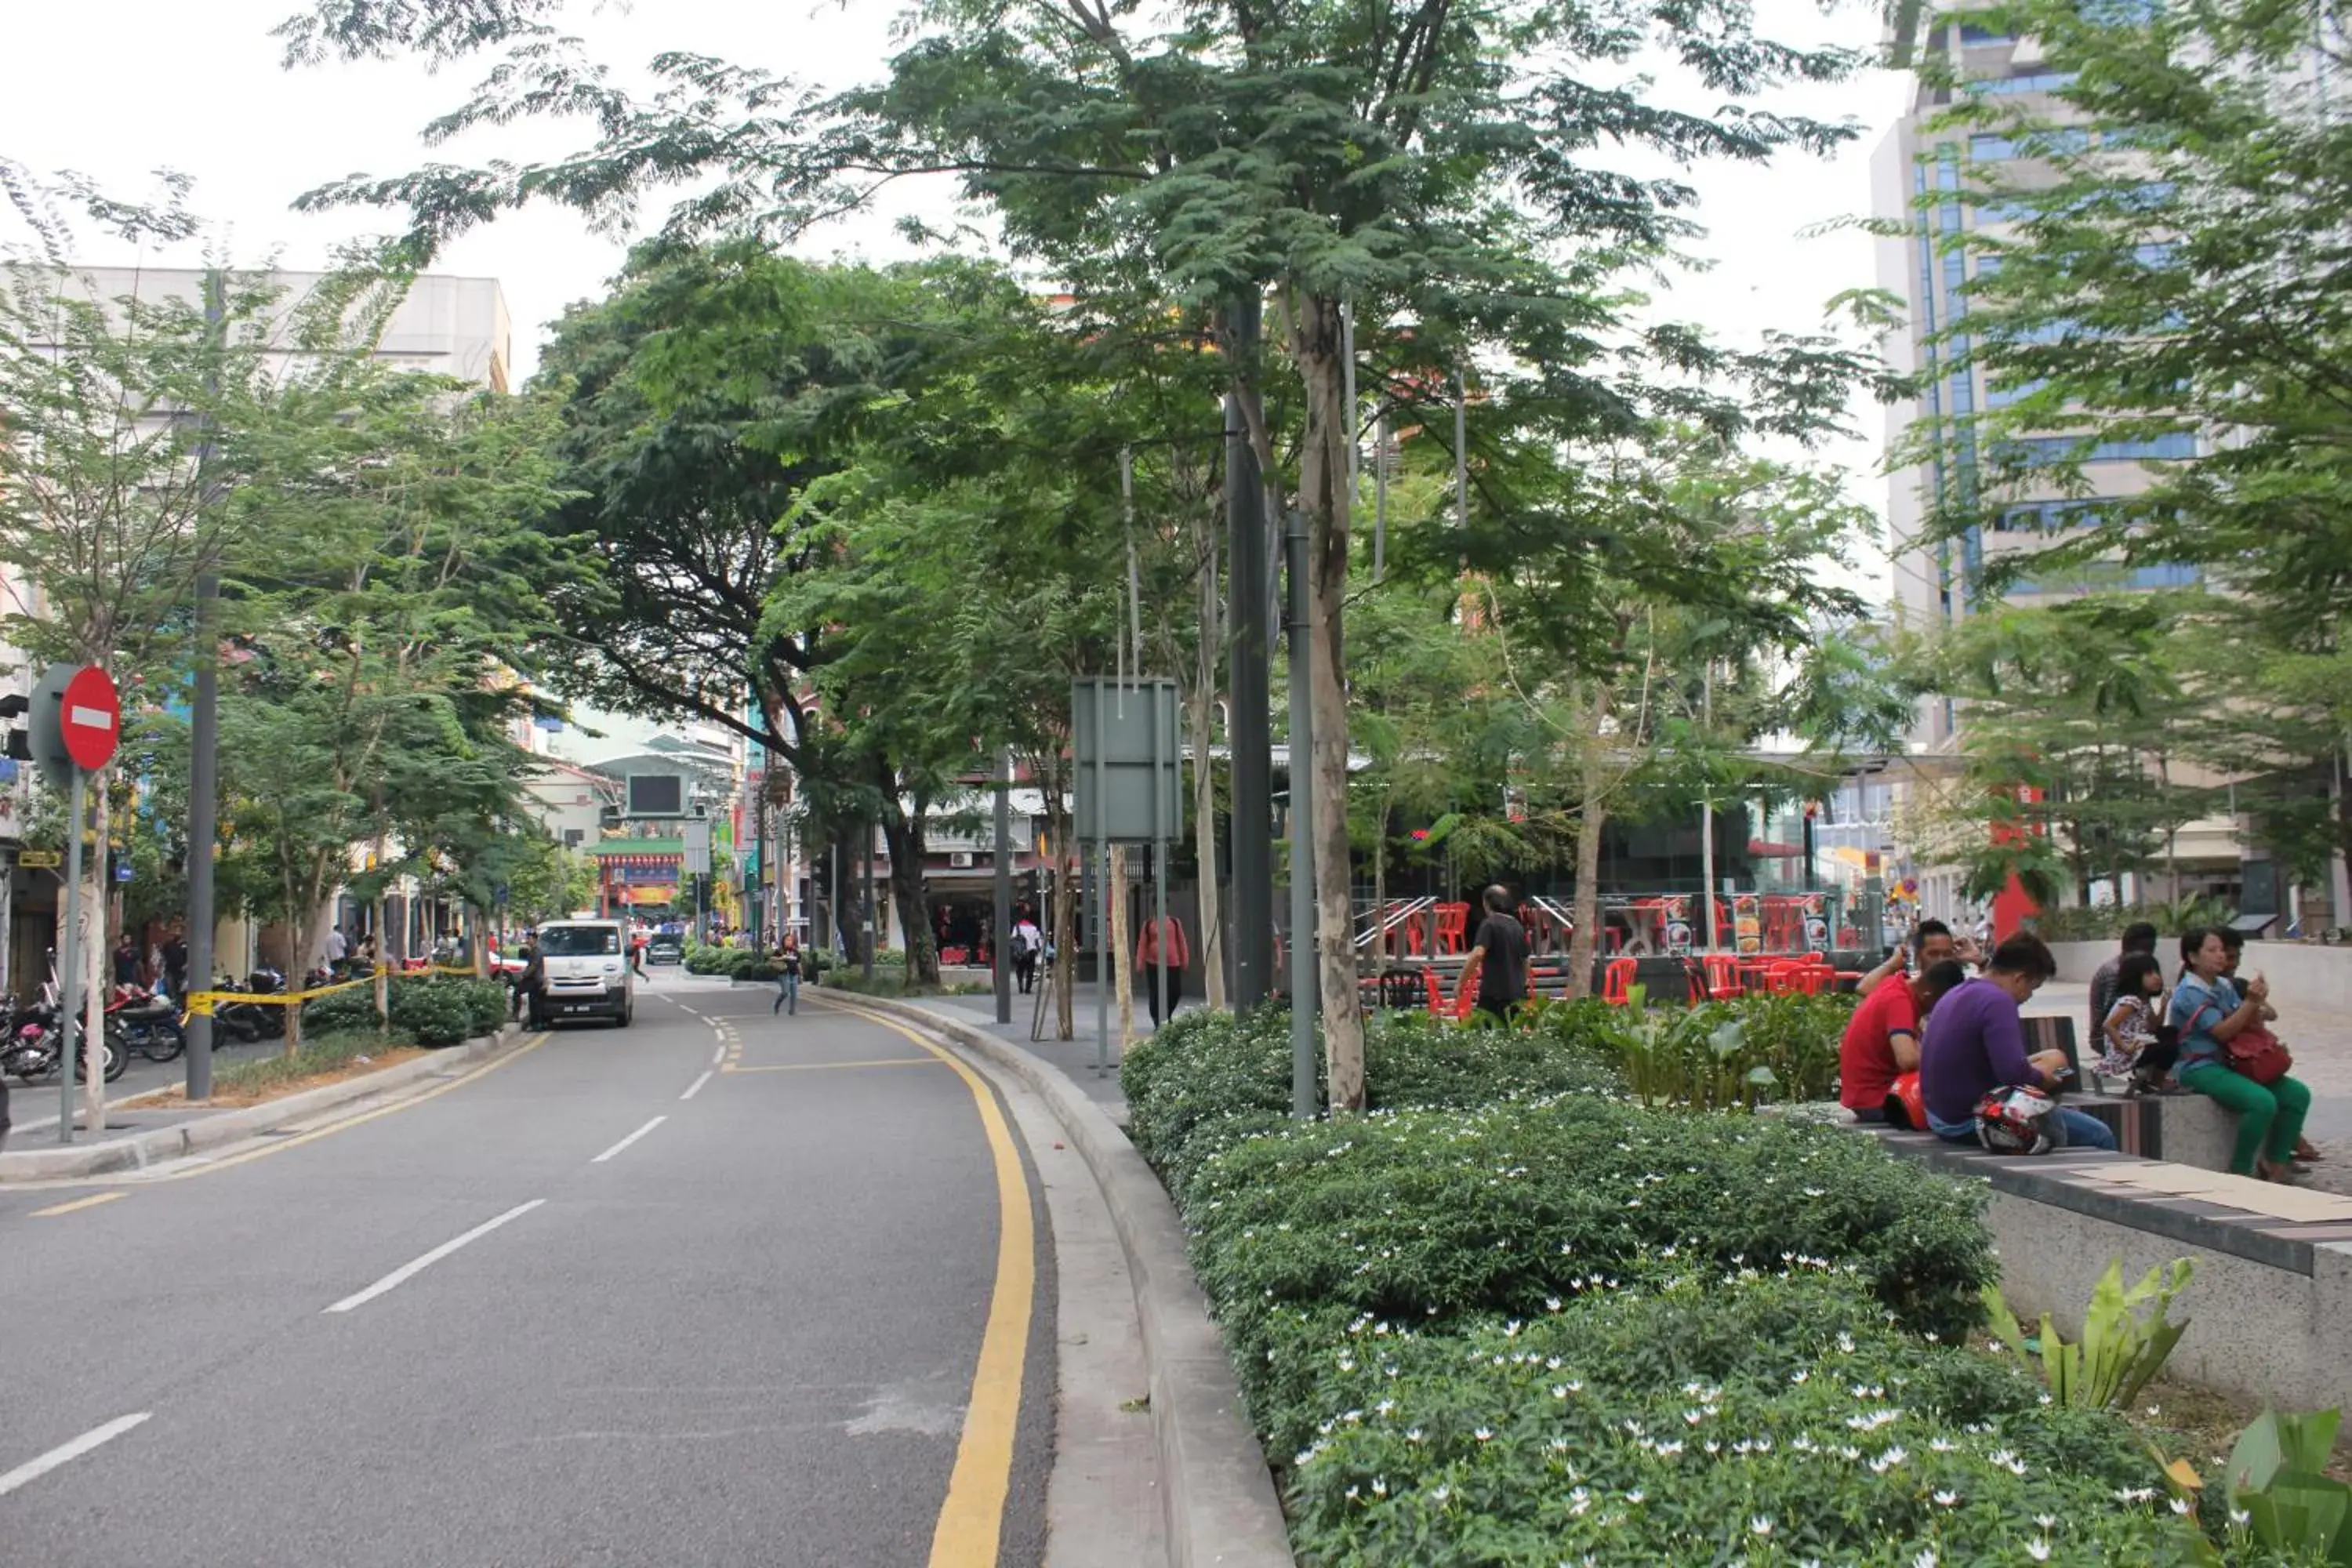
top-left (31, 1192), bottom-right (125, 1218)
top-left (724, 1058), bottom-right (946, 1073)
top-left (134, 1033), bottom-right (555, 1186)
top-left (814, 997), bottom-right (1033, 1568)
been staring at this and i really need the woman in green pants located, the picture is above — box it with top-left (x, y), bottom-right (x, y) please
top-left (2169, 927), bottom-right (2311, 1181)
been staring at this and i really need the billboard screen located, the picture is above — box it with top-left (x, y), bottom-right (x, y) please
top-left (626, 773), bottom-right (685, 818)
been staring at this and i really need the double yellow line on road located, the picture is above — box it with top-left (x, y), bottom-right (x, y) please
top-left (811, 997), bottom-right (1036, 1568)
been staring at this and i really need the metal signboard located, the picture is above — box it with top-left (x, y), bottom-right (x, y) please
top-left (683, 818), bottom-right (713, 875)
top-left (1071, 677), bottom-right (1181, 845)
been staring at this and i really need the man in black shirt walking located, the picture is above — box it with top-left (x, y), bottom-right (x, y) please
top-left (1468, 885), bottom-right (1530, 1022)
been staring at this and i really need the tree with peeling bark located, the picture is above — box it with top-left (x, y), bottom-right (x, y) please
top-left (1457, 434), bottom-right (1890, 996)
top-left (279, 0), bottom-right (1881, 1106)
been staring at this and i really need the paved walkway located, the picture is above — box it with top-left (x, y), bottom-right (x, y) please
top-left (2031, 980), bottom-right (2352, 1187)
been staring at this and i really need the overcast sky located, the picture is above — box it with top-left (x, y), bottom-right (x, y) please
top-left (2, 0), bottom-right (1914, 575)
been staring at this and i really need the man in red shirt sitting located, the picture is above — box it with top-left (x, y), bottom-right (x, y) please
top-left (1840, 959), bottom-right (1969, 1120)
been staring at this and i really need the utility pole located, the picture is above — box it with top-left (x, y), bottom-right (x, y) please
top-left (1226, 292), bottom-right (1272, 1008)
top-left (993, 746), bottom-right (1013, 1025)
top-left (183, 268), bottom-right (225, 1101)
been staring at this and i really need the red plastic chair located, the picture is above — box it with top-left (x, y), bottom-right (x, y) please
top-left (1602, 956), bottom-right (1638, 1007)
top-left (1450, 953), bottom-right (1486, 1020)
top-left (1700, 953), bottom-right (1743, 1002)
top-left (1436, 903), bottom-right (1471, 955)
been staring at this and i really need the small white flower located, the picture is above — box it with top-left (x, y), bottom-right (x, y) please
top-left (1751, 1515), bottom-right (1774, 1537)
top-left (1473, 1427), bottom-right (1494, 1442)
top-left (2034, 1515), bottom-right (2056, 1530)
top-left (1933, 1490), bottom-right (1958, 1507)
top-left (2171, 1497), bottom-right (2193, 1515)
top-left (1869, 1445), bottom-right (1907, 1474)
top-left (1429, 1484), bottom-right (1450, 1504)
top-left (1929, 1438), bottom-right (1957, 1454)
top-left (1370, 1477), bottom-right (1388, 1497)
top-left (1624, 1489), bottom-right (1645, 1504)
top-left (1685, 1409), bottom-right (1706, 1427)
top-left (2230, 1508), bottom-right (2250, 1526)
top-left (2027, 1541), bottom-right (2050, 1563)
top-left (1791, 1369), bottom-right (1809, 1385)
top-left (1914, 1552), bottom-right (1939, 1568)
top-left (1655, 1439), bottom-right (1684, 1458)
top-left (1406, 1428), bottom-right (1424, 1443)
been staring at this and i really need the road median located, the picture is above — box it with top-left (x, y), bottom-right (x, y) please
top-left (0, 1022), bottom-right (530, 1185)
top-left (815, 992), bottom-right (1293, 1568)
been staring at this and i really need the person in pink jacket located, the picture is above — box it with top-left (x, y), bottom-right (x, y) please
top-left (1135, 916), bottom-right (1189, 1027)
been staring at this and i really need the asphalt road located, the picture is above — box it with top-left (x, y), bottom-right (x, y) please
top-left (0, 975), bottom-right (1054, 1568)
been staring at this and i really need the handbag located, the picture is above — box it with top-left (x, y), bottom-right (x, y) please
top-left (2225, 1024), bottom-right (2293, 1085)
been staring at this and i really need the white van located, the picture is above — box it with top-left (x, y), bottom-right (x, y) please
top-left (528, 918), bottom-right (634, 1028)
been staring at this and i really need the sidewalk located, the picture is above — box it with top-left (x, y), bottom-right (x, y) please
top-left (2031, 980), bottom-right (2352, 1181)
top-left (921, 982), bottom-right (1186, 1124)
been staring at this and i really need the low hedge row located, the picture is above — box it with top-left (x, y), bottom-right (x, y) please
top-left (683, 942), bottom-right (781, 982)
top-left (299, 975), bottom-right (508, 1047)
top-left (1123, 1007), bottom-right (2240, 1566)
top-left (1285, 1269), bottom-right (2191, 1564)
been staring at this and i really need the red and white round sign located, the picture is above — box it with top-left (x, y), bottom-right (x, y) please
top-left (60, 666), bottom-right (120, 771)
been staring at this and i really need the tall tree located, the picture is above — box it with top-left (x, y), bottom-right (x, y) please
top-left (214, 377), bottom-right (563, 1045)
top-left (277, 0), bottom-right (1884, 1107)
top-left (1887, 0), bottom-right (2352, 876)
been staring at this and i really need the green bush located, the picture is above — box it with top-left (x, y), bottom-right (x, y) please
top-left (1122, 1005), bottom-right (1624, 1200)
top-left (1530, 991), bottom-right (1853, 1109)
top-left (1181, 1092), bottom-right (1998, 1435)
top-left (1283, 1270), bottom-right (2194, 1566)
top-left (300, 982), bottom-right (383, 1036)
top-left (389, 976), bottom-right (505, 1047)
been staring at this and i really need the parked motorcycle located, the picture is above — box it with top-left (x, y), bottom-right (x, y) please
top-left (109, 984), bottom-right (187, 1063)
top-left (209, 968), bottom-right (289, 1047)
top-left (1, 996), bottom-right (128, 1083)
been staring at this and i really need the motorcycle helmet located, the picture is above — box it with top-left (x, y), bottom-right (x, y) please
top-left (1975, 1084), bottom-right (2067, 1155)
top-left (1882, 1072), bottom-right (1927, 1131)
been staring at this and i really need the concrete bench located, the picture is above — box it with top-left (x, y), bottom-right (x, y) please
top-left (1869, 1127), bottom-right (2352, 1415)
top-left (2024, 1012), bottom-right (2239, 1171)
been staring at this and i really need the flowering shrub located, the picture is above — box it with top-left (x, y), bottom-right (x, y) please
top-left (1285, 1271), bottom-right (2205, 1566)
top-left (1123, 1004), bottom-right (1622, 1200)
top-left (1134, 1000), bottom-right (2280, 1563)
top-left (1182, 1094), bottom-right (1998, 1440)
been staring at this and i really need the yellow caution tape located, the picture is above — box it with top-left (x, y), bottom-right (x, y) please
top-left (183, 964), bottom-right (505, 1014)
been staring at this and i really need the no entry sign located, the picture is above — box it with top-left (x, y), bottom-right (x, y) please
top-left (59, 666), bottom-right (120, 771)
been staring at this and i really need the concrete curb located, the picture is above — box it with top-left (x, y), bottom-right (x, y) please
top-left (0, 1022), bottom-right (526, 1184)
top-left (830, 993), bottom-right (1294, 1568)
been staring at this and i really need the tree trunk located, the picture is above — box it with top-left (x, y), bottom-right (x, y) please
top-left (1111, 844), bottom-right (1134, 1048)
top-left (1288, 292), bottom-right (1366, 1112)
top-left (879, 808), bottom-right (938, 988)
top-left (1567, 688), bottom-right (1611, 1000)
top-left (1188, 564), bottom-right (1228, 1012)
top-left (372, 890), bottom-right (390, 1034)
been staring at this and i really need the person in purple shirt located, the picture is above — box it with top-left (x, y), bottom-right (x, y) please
top-left (1919, 932), bottom-right (2118, 1151)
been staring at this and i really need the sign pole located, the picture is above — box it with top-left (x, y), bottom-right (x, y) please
top-left (993, 747), bottom-right (1013, 1026)
top-left (57, 768), bottom-right (85, 1143)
